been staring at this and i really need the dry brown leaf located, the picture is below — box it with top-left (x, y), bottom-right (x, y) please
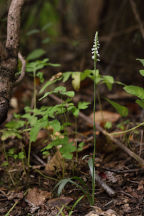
top-left (47, 196), bottom-right (73, 208)
top-left (85, 206), bottom-right (117, 216)
top-left (45, 151), bottom-right (68, 174)
top-left (137, 180), bottom-right (144, 191)
top-left (89, 110), bottom-right (120, 124)
top-left (25, 187), bottom-right (51, 206)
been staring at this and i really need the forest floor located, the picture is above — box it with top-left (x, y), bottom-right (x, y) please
top-left (0, 60), bottom-right (144, 216)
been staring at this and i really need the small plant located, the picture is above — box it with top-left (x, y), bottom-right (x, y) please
top-left (55, 32), bottom-right (101, 206)
top-left (2, 57), bottom-right (89, 168)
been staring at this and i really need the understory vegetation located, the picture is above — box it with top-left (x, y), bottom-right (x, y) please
top-left (0, 1), bottom-right (144, 215)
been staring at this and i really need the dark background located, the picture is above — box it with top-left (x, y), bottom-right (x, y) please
top-left (0, 0), bottom-right (144, 84)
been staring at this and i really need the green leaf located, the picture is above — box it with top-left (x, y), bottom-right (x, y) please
top-left (5, 120), bottom-right (25, 129)
top-left (8, 148), bottom-right (15, 156)
top-left (26, 59), bottom-right (49, 73)
top-left (72, 108), bottom-right (79, 117)
top-left (72, 72), bottom-right (81, 91)
top-left (137, 58), bottom-right (144, 66)
top-left (56, 178), bottom-right (71, 196)
top-left (104, 121), bottom-right (112, 129)
top-left (78, 102), bottom-right (90, 110)
top-left (27, 49), bottom-right (46, 61)
top-left (88, 158), bottom-right (95, 179)
top-left (2, 161), bottom-right (8, 167)
top-left (49, 120), bottom-right (61, 133)
top-left (77, 142), bottom-right (84, 152)
top-left (102, 75), bottom-right (114, 90)
top-left (42, 37), bottom-right (50, 44)
top-left (80, 69), bottom-right (91, 81)
top-left (63, 91), bottom-right (75, 97)
top-left (54, 86), bottom-right (66, 93)
top-left (18, 152), bottom-right (25, 160)
top-left (106, 98), bottom-right (128, 117)
top-left (60, 138), bottom-right (76, 159)
top-left (39, 77), bottom-right (62, 93)
top-left (41, 22), bottom-right (52, 31)
top-left (1, 130), bottom-right (22, 141)
top-left (139, 70), bottom-right (144, 77)
top-left (88, 69), bottom-right (102, 84)
top-left (136, 99), bottom-right (144, 109)
top-left (48, 63), bottom-right (61, 67)
top-left (26, 29), bottom-right (40, 36)
top-left (22, 114), bottom-right (37, 127)
top-left (46, 137), bottom-right (75, 160)
top-left (29, 125), bottom-right (41, 143)
top-left (62, 72), bottom-right (72, 82)
top-left (29, 120), bottom-right (48, 142)
top-left (36, 72), bottom-right (44, 83)
top-left (124, 85), bottom-right (144, 99)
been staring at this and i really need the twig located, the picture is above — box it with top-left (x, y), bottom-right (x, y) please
top-left (139, 130), bottom-right (143, 157)
top-left (119, 191), bottom-right (134, 199)
top-left (95, 172), bottom-right (116, 197)
top-left (129, 0), bottom-right (144, 39)
top-left (102, 167), bottom-right (144, 174)
top-left (15, 52), bottom-right (26, 85)
top-left (48, 94), bottom-right (144, 168)
top-left (32, 152), bottom-right (46, 166)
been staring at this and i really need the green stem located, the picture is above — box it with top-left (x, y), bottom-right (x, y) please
top-left (28, 141), bottom-right (32, 167)
top-left (5, 200), bottom-right (19, 216)
top-left (33, 70), bottom-right (37, 109)
top-left (92, 54), bottom-right (97, 205)
top-left (110, 121), bottom-right (144, 136)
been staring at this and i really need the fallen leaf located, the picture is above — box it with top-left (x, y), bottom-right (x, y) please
top-left (85, 206), bottom-right (117, 216)
top-left (90, 110), bottom-right (120, 125)
top-left (25, 187), bottom-right (51, 206)
top-left (47, 196), bottom-right (73, 208)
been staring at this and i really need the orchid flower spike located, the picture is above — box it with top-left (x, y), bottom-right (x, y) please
top-left (92, 31), bottom-right (100, 61)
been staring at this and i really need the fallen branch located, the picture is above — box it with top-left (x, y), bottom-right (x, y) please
top-left (95, 172), bottom-right (115, 197)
